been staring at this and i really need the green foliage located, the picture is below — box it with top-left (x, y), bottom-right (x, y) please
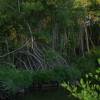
top-left (91, 47), bottom-right (100, 57)
top-left (33, 31), bottom-right (51, 44)
top-left (32, 68), bottom-right (64, 83)
top-left (97, 58), bottom-right (100, 65)
top-left (0, 0), bottom-right (99, 98)
top-left (61, 68), bottom-right (100, 100)
top-left (75, 56), bottom-right (96, 74)
top-left (32, 66), bottom-right (81, 83)
top-left (73, 47), bottom-right (100, 75)
top-left (0, 65), bottom-right (81, 96)
top-left (66, 67), bottom-right (81, 81)
top-left (22, 1), bottom-right (44, 13)
top-left (0, 66), bottom-right (33, 95)
top-left (44, 49), bottom-right (60, 62)
top-left (0, 0), bottom-right (99, 66)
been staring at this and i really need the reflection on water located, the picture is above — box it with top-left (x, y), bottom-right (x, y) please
top-left (14, 88), bottom-right (75, 100)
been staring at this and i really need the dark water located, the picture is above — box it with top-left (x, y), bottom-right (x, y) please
top-left (15, 88), bottom-right (75, 100)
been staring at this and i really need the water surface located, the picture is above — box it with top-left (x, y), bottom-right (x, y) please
top-left (15, 88), bottom-right (75, 100)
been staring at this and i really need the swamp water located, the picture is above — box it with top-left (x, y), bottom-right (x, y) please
top-left (14, 88), bottom-right (75, 100)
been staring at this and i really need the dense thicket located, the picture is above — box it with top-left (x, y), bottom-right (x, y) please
top-left (0, 0), bottom-right (99, 99)
top-left (0, 0), bottom-right (100, 70)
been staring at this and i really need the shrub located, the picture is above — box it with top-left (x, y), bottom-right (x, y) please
top-left (61, 68), bottom-right (100, 100)
top-left (0, 65), bottom-right (81, 99)
top-left (66, 67), bottom-right (81, 81)
top-left (0, 67), bottom-right (33, 97)
top-left (32, 67), bottom-right (81, 83)
top-left (73, 48), bottom-right (100, 75)
top-left (32, 68), bottom-right (67, 83)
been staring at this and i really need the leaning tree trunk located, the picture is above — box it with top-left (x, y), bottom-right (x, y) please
top-left (84, 24), bottom-right (90, 53)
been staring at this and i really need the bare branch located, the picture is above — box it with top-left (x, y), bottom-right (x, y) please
top-left (0, 39), bottom-right (30, 58)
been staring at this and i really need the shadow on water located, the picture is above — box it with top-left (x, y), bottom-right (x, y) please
top-left (13, 88), bottom-right (76, 100)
